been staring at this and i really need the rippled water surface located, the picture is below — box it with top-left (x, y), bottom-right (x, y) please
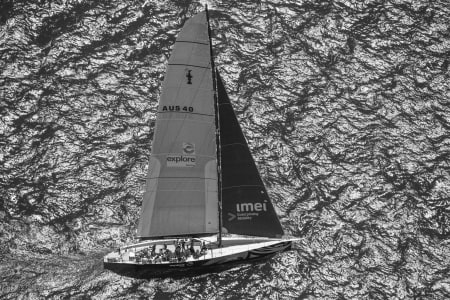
top-left (1, 0), bottom-right (449, 299)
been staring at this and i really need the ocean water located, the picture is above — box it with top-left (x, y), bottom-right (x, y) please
top-left (1, 0), bottom-right (449, 299)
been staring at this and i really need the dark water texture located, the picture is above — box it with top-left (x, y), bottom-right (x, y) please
top-left (1, 0), bottom-right (449, 299)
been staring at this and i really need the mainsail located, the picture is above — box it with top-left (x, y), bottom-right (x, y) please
top-left (137, 12), bottom-right (219, 238)
top-left (217, 73), bottom-right (284, 238)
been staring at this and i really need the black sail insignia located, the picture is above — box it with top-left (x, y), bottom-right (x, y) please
top-left (217, 72), bottom-right (284, 238)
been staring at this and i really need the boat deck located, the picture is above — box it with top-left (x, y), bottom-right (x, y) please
top-left (104, 236), bottom-right (294, 265)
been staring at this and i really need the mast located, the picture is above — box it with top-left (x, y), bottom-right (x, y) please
top-left (206, 5), bottom-right (223, 247)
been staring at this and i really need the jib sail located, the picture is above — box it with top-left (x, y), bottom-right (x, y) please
top-left (217, 72), bottom-right (284, 238)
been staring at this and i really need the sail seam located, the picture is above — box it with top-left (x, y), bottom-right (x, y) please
top-left (168, 63), bottom-right (211, 69)
top-left (147, 176), bottom-right (218, 180)
top-left (222, 185), bottom-right (265, 190)
top-left (158, 111), bottom-right (214, 117)
top-left (156, 189), bottom-right (212, 191)
top-left (176, 40), bottom-right (209, 45)
top-left (221, 142), bottom-right (248, 147)
top-left (150, 155), bottom-right (216, 159)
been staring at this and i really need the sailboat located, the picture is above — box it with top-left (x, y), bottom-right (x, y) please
top-left (103, 7), bottom-right (297, 276)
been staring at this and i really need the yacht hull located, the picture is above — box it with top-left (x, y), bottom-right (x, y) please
top-left (103, 239), bottom-right (293, 278)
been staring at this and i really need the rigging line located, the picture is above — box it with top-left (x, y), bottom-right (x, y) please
top-left (205, 5), bottom-right (223, 247)
top-left (168, 63), bottom-right (211, 69)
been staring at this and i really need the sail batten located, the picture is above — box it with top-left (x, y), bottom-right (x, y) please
top-left (168, 64), bottom-right (212, 69)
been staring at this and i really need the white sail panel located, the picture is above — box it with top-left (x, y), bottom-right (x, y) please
top-left (137, 12), bottom-right (219, 238)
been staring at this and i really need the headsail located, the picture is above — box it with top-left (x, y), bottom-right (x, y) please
top-left (217, 72), bottom-right (284, 238)
top-left (137, 12), bottom-right (219, 238)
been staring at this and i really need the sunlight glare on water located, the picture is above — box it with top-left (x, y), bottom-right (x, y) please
top-left (0, 0), bottom-right (449, 299)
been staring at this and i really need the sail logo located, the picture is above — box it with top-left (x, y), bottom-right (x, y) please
top-left (166, 155), bottom-right (196, 167)
top-left (182, 142), bottom-right (195, 155)
top-left (236, 202), bottom-right (268, 212)
top-left (228, 201), bottom-right (268, 221)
